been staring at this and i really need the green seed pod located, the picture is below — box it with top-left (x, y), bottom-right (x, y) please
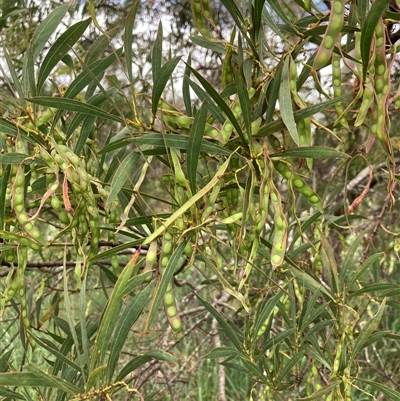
top-left (164, 293), bottom-right (175, 307)
top-left (5, 269), bottom-right (20, 302)
top-left (222, 43), bottom-right (233, 88)
top-left (58, 211), bottom-right (70, 225)
top-left (313, 0), bottom-right (345, 71)
top-left (51, 195), bottom-right (62, 212)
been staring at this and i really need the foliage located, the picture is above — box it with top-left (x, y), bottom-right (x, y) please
top-left (1, 0), bottom-right (400, 400)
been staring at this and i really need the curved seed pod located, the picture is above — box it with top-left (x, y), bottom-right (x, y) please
top-left (270, 183), bottom-right (288, 270)
top-left (239, 148), bottom-right (270, 290)
top-left (191, 0), bottom-right (220, 43)
top-left (289, 57), bottom-right (313, 169)
top-left (170, 148), bottom-right (191, 197)
top-left (373, 19), bottom-right (393, 159)
top-left (202, 178), bottom-right (222, 221)
top-left (313, 0), bottom-right (345, 71)
top-left (4, 267), bottom-right (19, 302)
top-left (143, 240), bottom-right (158, 282)
top-left (222, 43), bottom-right (233, 88)
top-left (159, 232), bottom-right (182, 337)
top-left (163, 281), bottom-right (182, 338)
top-left (108, 231), bottom-right (120, 276)
top-left (0, 231), bottom-right (42, 251)
top-left (12, 164), bottom-right (44, 244)
top-left (274, 161), bottom-right (323, 211)
top-left (332, 51), bottom-right (350, 130)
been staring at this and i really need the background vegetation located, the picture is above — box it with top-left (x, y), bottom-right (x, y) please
top-left (1, 0), bottom-right (400, 400)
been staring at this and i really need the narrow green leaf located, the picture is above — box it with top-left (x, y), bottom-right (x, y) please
top-left (278, 351), bottom-right (305, 382)
top-left (268, 0), bottom-right (301, 36)
top-left (0, 153), bottom-right (29, 164)
top-left (297, 381), bottom-right (341, 400)
top-left (0, 387), bottom-right (25, 400)
top-left (289, 211), bottom-right (322, 249)
top-left (74, 115), bottom-right (96, 156)
top-left (66, 88), bottom-right (118, 138)
top-left (143, 154), bottom-right (232, 244)
top-left (386, 10), bottom-right (400, 21)
top-left (146, 242), bottom-right (186, 329)
top-left (320, 236), bottom-right (339, 294)
top-left (357, 0), bottom-right (370, 27)
top-left (2, 45), bottom-right (25, 105)
top-left (234, 69), bottom-right (252, 145)
top-left (31, 3), bottom-right (69, 60)
top-left (26, 97), bottom-right (123, 123)
top-left (106, 281), bottom-right (156, 383)
top-left (286, 265), bottom-right (335, 301)
top-left (22, 45), bottom-right (36, 98)
top-left (347, 253), bottom-right (383, 288)
top-left (190, 35), bottom-right (226, 54)
top-left (0, 350), bottom-right (13, 373)
top-left (187, 101), bottom-right (208, 194)
top-left (300, 302), bottom-right (329, 335)
top-left (255, 94), bottom-right (353, 137)
top-left (252, 0), bottom-right (266, 43)
top-left (253, 291), bottom-right (284, 340)
top-left (348, 298), bottom-right (386, 366)
top-left (340, 230), bottom-right (368, 288)
top-left (85, 27), bottom-right (119, 66)
top-left (300, 343), bottom-right (332, 370)
top-left (205, 347), bottom-right (244, 359)
top-left (28, 334), bottom-right (82, 376)
top-left (187, 66), bottom-right (246, 143)
top-left (298, 287), bottom-right (322, 331)
top-left (64, 48), bottom-right (123, 100)
top-left (107, 153), bottom-right (141, 206)
top-left (187, 78), bottom-right (225, 124)
top-left (353, 378), bottom-right (400, 401)
top-left (196, 294), bottom-right (243, 351)
top-left (124, 1), bottom-right (140, 84)
top-left (116, 350), bottom-right (176, 382)
top-left (261, 328), bottom-right (296, 353)
top-left (0, 118), bottom-right (24, 136)
top-left (270, 146), bottom-right (349, 159)
top-left (37, 18), bottom-right (91, 93)
top-left (90, 239), bottom-right (143, 262)
top-left (360, 0), bottom-right (391, 80)
top-left (25, 364), bottom-right (81, 395)
top-left (182, 55), bottom-right (192, 117)
top-left (89, 253), bottom-right (139, 373)
top-left (302, 319), bottom-right (336, 343)
top-left (152, 22), bottom-right (163, 85)
top-left (240, 359), bottom-right (267, 383)
top-left (151, 56), bottom-right (181, 116)
top-left (349, 284), bottom-right (399, 298)
top-left (279, 57), bottom-right (299, 145)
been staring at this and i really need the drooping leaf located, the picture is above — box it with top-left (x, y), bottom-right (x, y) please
top-left (279, 56), bottom-right (299, 145)
top-left (197, 294), bottom-right (243, 351)
top-left (89, 251), bottom-right (140, 375)
top-left (187, 101), bottom-right (208, 194)
top-left (106, 281), bottom-right (156, 383)
top-left (116, 350), bottom-right (176, 382)
top-left (26, 97), bottom-right (123, 123)
top-left (37, 18), bottom-right (91, 93)
top-left (353, 378), bottom-right (400, 401)
top-left (107, 153), bottom-right (141, 206)
top-left (151, 56), bottom-right (181, 117)
top-left (270, 146), bottom-right (349, 159)
top-left (152, 21), bottom-right (163, 86)
top-left (348, 298), bottom-right (386, 365)
top-left (360, 0), bottom-right (391, 79)
top-left (124, 1), bottom-right (140, 84)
